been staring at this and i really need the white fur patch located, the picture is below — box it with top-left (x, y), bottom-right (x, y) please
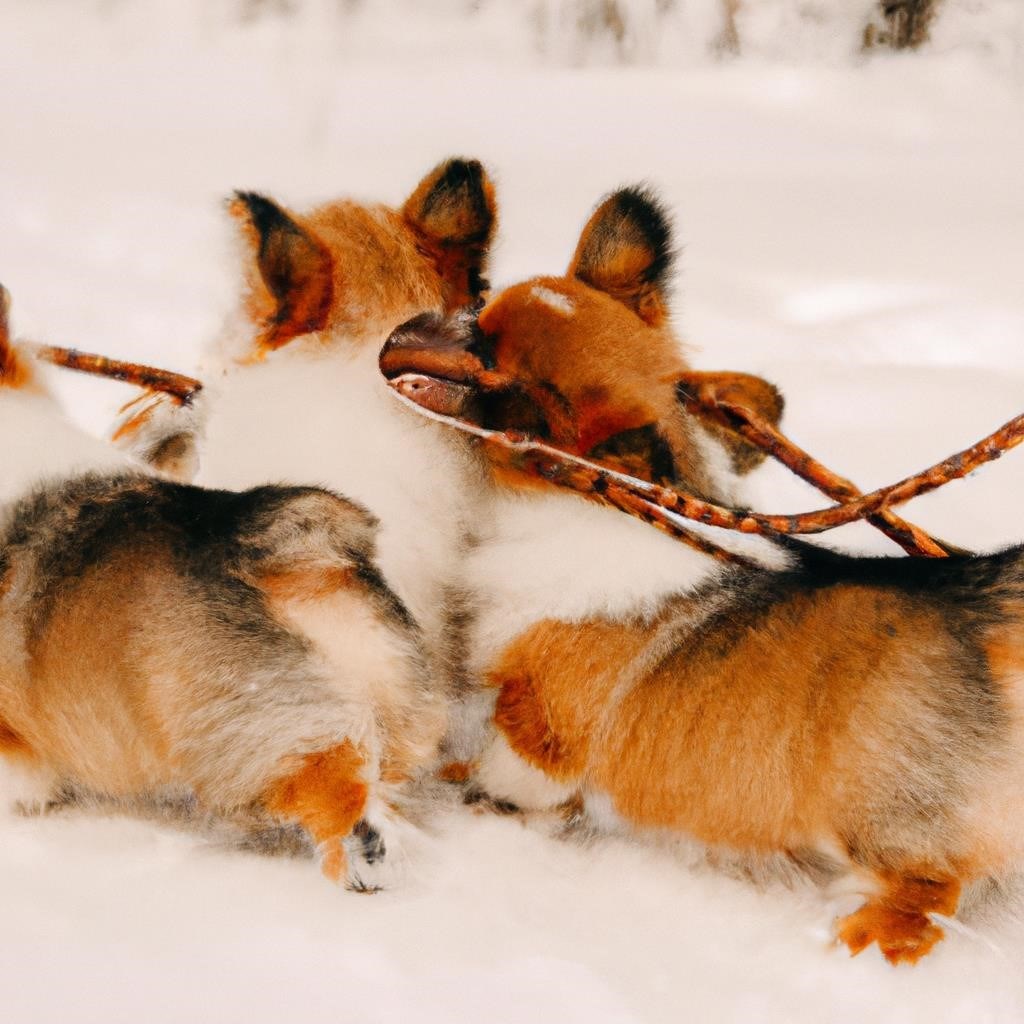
top-left (464, 488), bottom-right (788, 678)
top-left (194, 345), bottom-right (480, 657)
top-left (531, 285), bottom-right (575, 316)
top-left (0, 756), bottom-right (59, 815)
top-left (476, 732), bottom-right (576, 811)
top-left (0, 391), bottom-right (131, 508)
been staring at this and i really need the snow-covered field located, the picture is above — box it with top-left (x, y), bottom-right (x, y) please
top-left (3, 3), bottom-right (1024, 1022)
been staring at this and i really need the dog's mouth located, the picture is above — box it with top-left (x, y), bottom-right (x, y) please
top-left (387, 371), bottom-right (477, 418)
top-left (379, 310), bottom-right (511, 419)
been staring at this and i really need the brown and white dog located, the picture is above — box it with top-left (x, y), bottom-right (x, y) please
top-left (115, 159), bottom-right (498, 705)
top-left (379, 186), bottom-right (1024, 963)
top-left (0, 288), bottom-right (442, 888)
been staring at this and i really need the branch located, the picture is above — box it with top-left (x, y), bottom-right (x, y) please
top-left (676, 372), bottom-right (957, 557)
top-left (26, 343), bottom-right (203, 405)
top-left (387, 374), bottom-right (1024, 549)
top-left (386, 383), bottom-right (760, 568)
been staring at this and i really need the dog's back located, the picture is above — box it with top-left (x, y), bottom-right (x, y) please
top-left (1, 473), bottom-right (438, 801)
top-left (0, 291), bottom-right (441, 885)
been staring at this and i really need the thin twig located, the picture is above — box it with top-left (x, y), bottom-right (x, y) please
top-left (676, 372), bottom-right (956, 557)
top-left (386, 381), bottom-right (760, 568)
top-left (388, 372), bottom-right (1024, 547)
top-left (26, 343), bottom-right (203, 405)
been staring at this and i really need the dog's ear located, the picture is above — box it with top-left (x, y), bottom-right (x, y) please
top-left (676, 370), bottom-right (785, 475)
top-left (229, 192), bottom-right (334, 353)
top-left (0, 283), bottom-right (31, 389)
top-left (568, 186), bottom-right (674, 327)
top-left (0, 283), bottom-right (11, 367)
top-left (402, 158), bottom-right (497, 310)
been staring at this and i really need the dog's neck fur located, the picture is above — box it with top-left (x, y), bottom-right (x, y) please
top-left (463, 427), bottom-right (791, 678)
top-left (0, 390), bottom-right (129, 509)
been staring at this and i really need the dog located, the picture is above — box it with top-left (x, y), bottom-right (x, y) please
top-left (0, 286), bottom-right (443, 887)
top-left (378, 186), bottom-right (1024, 963)
top-left (114, 157), bottom-right (498, 712)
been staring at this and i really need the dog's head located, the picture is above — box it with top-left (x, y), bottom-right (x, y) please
top-left (380, 186), bottom-right (782, 497)
top-left (229, 157), bottom-right (497, 358)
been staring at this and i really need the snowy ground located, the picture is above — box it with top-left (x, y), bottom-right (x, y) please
top-left (3, 3), bottom-right (1024, 1022)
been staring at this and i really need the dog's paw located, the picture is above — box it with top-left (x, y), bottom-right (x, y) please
top-left (837, 902), bottom-right (946, 965)
top-left (341, 800), bottom-right (411, 893)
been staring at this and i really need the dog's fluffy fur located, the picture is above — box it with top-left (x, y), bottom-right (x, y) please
top-left (114, 158), bottom-right (498, 707)
top-left (379, 186), bottom-right (1024, 963)
top-left (0, 300), bottom-right (442, 887)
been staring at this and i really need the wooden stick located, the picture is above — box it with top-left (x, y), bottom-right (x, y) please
top-left (386, 379), bottom-right (760, 569)
top-left (734, 409), bottom-right (1024, 536)
top-left (388, 372), bottom-right (1024, 547)
top-left (26, 342), bottom-right (203, 405)
top-left (676, 373), bottom-right (955, 557)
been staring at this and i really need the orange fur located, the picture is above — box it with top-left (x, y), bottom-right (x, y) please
top-left (0, 330), bottom-right (37, 391)
top-left (437, 760), bottom-right (475, 784)
top-left (11, 548), bottom-right (185, 795)
top-left (233, 159), bottom-right (497, 360)
top-left (0, 287), bottom-right (49, 392)
top-left (0, 720), bottom-right (31, 758)
top-left (837, 872), bottom-right (961, 965)
top-left (489, 587), bottom-right (972, 858)
top-left (263, 740), bottom-right (368, 882)
top-left (255, 565), bottom-right (356, 604)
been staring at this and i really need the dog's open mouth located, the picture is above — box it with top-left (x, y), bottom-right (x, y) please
top-left (387, 371), bottom-right (477, 417)
top-left (379, 310), bottom-right (509, 418)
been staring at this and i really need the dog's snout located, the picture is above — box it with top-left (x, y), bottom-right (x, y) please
top-left (379, 308), bottom-right (485, 382)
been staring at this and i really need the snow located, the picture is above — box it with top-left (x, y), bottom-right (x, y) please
top-left (3, 2), bottom-right (1024, 1021)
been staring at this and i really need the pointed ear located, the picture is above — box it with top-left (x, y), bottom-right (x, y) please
top-left (402, 158), bottom-right (497, 310)
top-left (0, 282), bottom-right (10, 357)
top-left (568, 186), bottom-right (674, 327)
top-left (229, 191), bottom-right (334, 352)
top-left (0, 283), bottom-right (30, 388)
top-left (677, 370), bottom-right (785, 475)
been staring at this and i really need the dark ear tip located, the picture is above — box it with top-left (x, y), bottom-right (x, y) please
top-left (228, 190), bottom-right (276, 218)
top-left (433, 157), bottom-right (488, 197)
top-left (607, 183), bottom-right (674, 286)
top-left (228, 190), bottom-right (286, 231)
top-left (611, 182), bottom-right (672, 235)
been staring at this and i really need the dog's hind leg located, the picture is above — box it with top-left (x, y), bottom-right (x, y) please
top-left (263, 740), bottom-right (370, 887)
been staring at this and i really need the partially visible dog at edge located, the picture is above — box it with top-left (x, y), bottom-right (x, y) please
top-left (379, 185), bottom-right (1024, 963)
top-left (0, 284), bottom-right (442, 888)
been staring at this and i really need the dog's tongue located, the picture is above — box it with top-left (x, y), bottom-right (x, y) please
top-left (389, 372), bottom-right (474, 417)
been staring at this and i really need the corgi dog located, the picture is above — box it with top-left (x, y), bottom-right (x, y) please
top-left (0, 286), bottom-right (442, 887)
top-left (378, 187), bottom-right (1024, 963)
top-left (115, 159), bottom-right (497, 707)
